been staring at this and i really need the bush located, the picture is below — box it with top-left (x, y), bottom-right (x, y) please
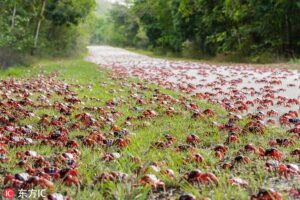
top-left (0, 47), bottom-right (29, 69)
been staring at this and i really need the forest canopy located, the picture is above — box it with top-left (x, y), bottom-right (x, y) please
top-left (0, 0), bottom-right (95, 67)
top-left (1, 0), bottom-right (300, 66)
top-left (89, 0), bottom-right (300, 62)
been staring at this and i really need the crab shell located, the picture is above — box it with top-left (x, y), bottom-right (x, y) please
top-left (186, 134), bottom-right (200, 144)
top-left (179, 194), bottom-right (196, 200)
top-left (251, 188), bottom-right (282, 200)
top-left (229, 177), bottom-right (249, 187)
top-left (263, 148), bottom-right (284, 160)
top-left (214, 144), bottom-right (228, 153)
top-left (291, 148), bottom-right (300, 156)
top-left (137, 174), bottom-right (165, 189)
top-left (186, 170), bottom-right (218, 186)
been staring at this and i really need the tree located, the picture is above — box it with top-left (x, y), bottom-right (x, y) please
top-left (0, 0), bottom-right (95, 67)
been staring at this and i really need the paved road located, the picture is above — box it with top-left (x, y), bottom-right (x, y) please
top-left (87, 45), bottom-right (300, 126)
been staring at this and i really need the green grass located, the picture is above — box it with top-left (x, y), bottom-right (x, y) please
top-left (126, 47), bottom-right (300, 69)
top-left (0, 58), bottom-right (299, 200)
top-left (125, 47), bottom-right (206, 63)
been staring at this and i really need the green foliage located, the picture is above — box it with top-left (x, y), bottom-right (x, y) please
top-left (0, 0), bottom-right (95, 67)
top-left (88, 3), bottom-right (144, 47)
top-left (91, 0), bottom-right (300, 62)
top-left (45, 0), bottom-right (95, 26)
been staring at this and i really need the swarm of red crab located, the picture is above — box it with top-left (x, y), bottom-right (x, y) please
top-left (1, 57), bottom-right (300, 200)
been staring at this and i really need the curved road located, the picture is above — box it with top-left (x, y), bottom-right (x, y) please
top-left (87, 45), bottom-right (300, 126)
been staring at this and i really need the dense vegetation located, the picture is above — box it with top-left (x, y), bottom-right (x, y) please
top-left (89, 0), bottom-right (300, 62)
top-left (0, 1), bottom-right (300, 199)
top-left (2, 0), bottom-right (300, 66)
top-left (0, 0), bottom-right (95, 67)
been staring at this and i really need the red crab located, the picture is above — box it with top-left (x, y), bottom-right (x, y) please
top-left (184, 170), bottom-right (218, 186)
top-left (242, 121), bottom-right (265, 134)
top-left (136, 174), bottom-right (165, 189)
top-left (229, 177), bottom-right (249, 187)
top-left (260, 148), bottom-right (284, 160)
top-left (64, 174), bottom-right (80, 186)
top-left (266, 119), bottom-right (276, 125)
top-left (269, 138), bottom-right (296, 147)
top-left (286, 188), bottom-right (300, 198)
top-left (28, 176), bottom-right (55, 188)
top-left (191, 110), bottom-right (204, 119)
top-left (265, 160), bottom-right (299, 177)
top-left (218, 122), bottom-right (240, 132)
top-left (278, 163), bottom-right (299, 177)
top-left (288, 127), bottom-right (300, 134)
top-left (129, 155), bottom-right (141, 163)
top-left (177, 143), bottom-right (196, 152)
top-left (0, 145), bottom-right (7, 154)
top-left (251, 188), bottom-right (282, 200)
top-left (186, 134), bottom-right (200, 144)
top-left (233, 155), bottom-right (251, 164)
top-left (214, 144), bottom-right (228, 153)
top-left (166, 107), bottom-right (176, 116)
top-left (267, 109), bottom-right (278, 117)
top-left (160, 168), bottom-right (176, 178)
top-left (202, 109), bottom-right (215, 117)
top-left (179, 194), bottom-right (196, 200)
top-left (222, 162), bottom-right (233, 170)
top-left (113, 138), bottom-right (131, 148)
top-left (94, 172), bottom-right (115, 183)
top-left (241, 144), bottom-right (266, 157)
top-left (101, 152), bottom-right (121, 162)
top-left (153, 141), bottom-right (172, 149)
top-left (279, 116), bottom-right (290, 127)
top-left (287, 98), bottom-right (299, 105)
top-left (4, 173), bottom-right (54, 189)
top-left (66, 140), bottom-right (79, 148)
top-left (224, 134), bottom-right (240, 144)
top-left (164, 134), bottom-right (177, 143)
top-left (214, 144), bottom-right (228, 159)
top-left (184, 153), bottom-right (204, 164)
top-left (142, 109), bottom-right (158, 118)
top-left (0, 152), bottom-right (9, 163)
top-left (291, 148), bottom-right (300, 157)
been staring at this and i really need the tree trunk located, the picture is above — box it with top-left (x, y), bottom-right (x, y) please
top-left (11, 3), bottom-right (16, 28)
top-left (34, 0), bottom-right (47, 48)
top-left (285, 14), bottom-right (292, 53)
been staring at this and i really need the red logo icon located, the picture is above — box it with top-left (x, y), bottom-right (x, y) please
top-left (3, 188), bottom-right (15, 199)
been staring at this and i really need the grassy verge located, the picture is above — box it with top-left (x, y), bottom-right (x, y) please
top-left (126, 47), bottom-right (300, 69)
top-left (0, 59), bottom-right (298, 200)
